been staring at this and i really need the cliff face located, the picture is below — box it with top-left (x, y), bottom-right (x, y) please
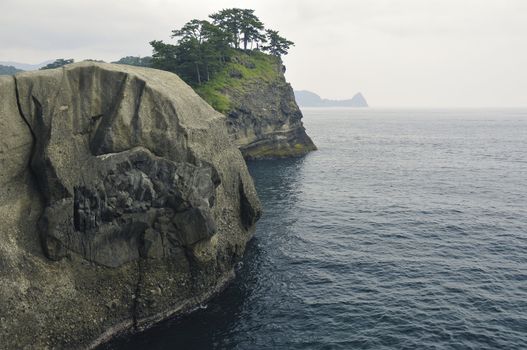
top-left (195, 51), bottom-right (317, 160)
top-left (0, 63), bottom-right (261, 349)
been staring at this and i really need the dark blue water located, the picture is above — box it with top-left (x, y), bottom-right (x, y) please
top-left (104, 108), bottom-right (527, 349)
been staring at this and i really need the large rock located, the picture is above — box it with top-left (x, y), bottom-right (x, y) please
top-left (226, 73), bottom-right (318, 159)
top-left (0, 63), bottom-right (261, 349)
top-left (198, 53), bottom-right (317, 159)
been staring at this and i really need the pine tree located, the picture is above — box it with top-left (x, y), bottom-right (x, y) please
top-left (262, 30), bottom-right (294, 57)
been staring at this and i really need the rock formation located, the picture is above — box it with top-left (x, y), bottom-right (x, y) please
top-left (0, 62), bottom-right (261, 349)
top-left (294, 90), bottom-right (369, 107)
top-left (226, 75), bottom-right (317, 159)
top-left (195, 52), bottom-right (317, 159)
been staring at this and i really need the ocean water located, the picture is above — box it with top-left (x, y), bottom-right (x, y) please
top-left (103, 108), bottom-right (527, 350)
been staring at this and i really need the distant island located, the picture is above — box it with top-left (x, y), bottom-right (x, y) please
top-left (294, 90), bottom-right (368, 107)
top-left (0, 65), bottom-right (23, 75)
top-left (0, 60), bottom-right (61, 75)
top-left (0, 60), bottom-right (54, 71)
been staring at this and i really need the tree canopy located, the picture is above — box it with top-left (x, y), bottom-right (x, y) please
top-left (40, 59), bottom-right (74, 70)
top-left (112, 56), bottom-right (152, 67)
top-left (262, 30), bottom-right (294, 57)
top-left (209, 8), bottom-right (266, 50)
top-left (150, 8), bottom-right (293, 86)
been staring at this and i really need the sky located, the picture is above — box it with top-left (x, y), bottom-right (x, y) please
top-left (1, 0), bottom-right (526, 107)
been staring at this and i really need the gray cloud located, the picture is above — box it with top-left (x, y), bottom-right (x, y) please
top-left (1, 0), bottom-right (526, 107)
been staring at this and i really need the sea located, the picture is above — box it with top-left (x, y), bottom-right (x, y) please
top-left (102, 108), bottom-right (527, 350)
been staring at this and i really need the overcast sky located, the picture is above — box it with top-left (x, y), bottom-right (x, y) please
top-left (1, 0), bottom-right (526, 107)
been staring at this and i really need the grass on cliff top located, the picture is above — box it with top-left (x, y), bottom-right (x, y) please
top-left (194, 50), bottom-right (281, 113)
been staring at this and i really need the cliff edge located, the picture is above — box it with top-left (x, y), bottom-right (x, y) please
top-left (0, 62), bottom-right (261, 349)
top-left (195, 51), bottom-right (317, 159)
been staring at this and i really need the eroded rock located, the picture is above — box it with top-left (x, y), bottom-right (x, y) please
top-left (41, 147), bottom-right (219, 267)
top-left (223, 59), bottom-right (317, 159)
top-left (0, 63), bottom-right (261, 349)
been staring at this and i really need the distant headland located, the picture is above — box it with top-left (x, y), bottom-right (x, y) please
top-left (294, 90), bottom-right (368, 107)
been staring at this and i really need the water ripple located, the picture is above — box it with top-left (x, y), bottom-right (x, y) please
top-left (102, 109), bottom-right (527, 350)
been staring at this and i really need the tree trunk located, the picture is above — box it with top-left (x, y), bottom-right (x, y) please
top-left (195, 63), bottom-right (201, 85)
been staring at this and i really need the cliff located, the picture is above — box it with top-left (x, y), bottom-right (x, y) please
top-left (194, 51), bottom-right (317, 159)
top-left (0, 62), bottom-right (261, 349)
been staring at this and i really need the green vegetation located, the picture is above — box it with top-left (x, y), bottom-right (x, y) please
top-left (112, 56), bottom-right (152, 67)
top-left (0, 65), bottom-right (23, 75)
top-left (194, 50), bottom-right (281, 113)
top-left (150, 8), bottom-right (293, 87)
top-left (262, 30), bottom-right (294, 57)
top-left (40, 58), bottom-right (74, 70)
top-left (209, 8), bottom-right (266, 50)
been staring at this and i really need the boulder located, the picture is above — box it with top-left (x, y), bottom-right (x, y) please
top-left (0, 63), bottom-right (261, 349)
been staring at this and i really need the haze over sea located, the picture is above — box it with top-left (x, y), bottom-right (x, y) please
top-left (103, 108), bottom-right (527, 350)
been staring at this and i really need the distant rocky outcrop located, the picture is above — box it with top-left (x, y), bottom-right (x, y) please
top-left (294, 90), bottom-right (369, 107)
top-left (195, 51), bottom-right (317, 159)
top-left (0, 64), bottom-right (23, 75)
top-left (0, 62), bottom-right (261, 349)
top-left (0, 60), bottom-right (54, 71)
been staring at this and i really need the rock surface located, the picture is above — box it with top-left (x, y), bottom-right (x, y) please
top-left (0, 63), bottom-right (261, 349)
top-left (226, 77), bottom-right (317, 159)
top-left (196, 52), bottom-right (317, 159)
